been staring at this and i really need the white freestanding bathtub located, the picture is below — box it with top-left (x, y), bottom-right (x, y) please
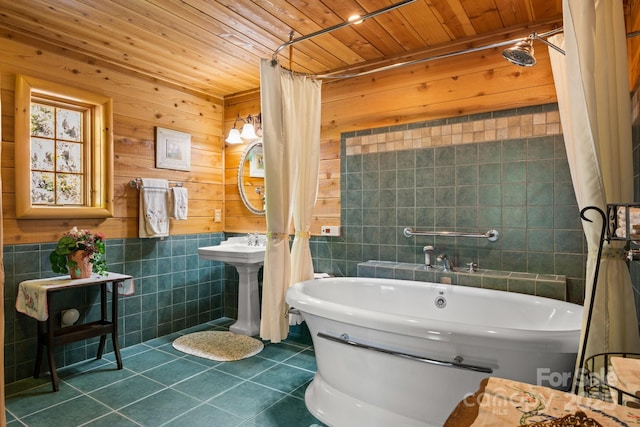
top-left (286, 277), bottom-right (583, 427)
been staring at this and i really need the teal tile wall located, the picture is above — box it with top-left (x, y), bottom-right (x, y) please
top-left (309, 104), bottom-right (588, 305)
top-left (4, 232), bottom-right (227, 385)
top-left (357, 260), bottom-right (567, 301)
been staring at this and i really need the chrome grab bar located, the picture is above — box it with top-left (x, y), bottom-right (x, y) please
top-left (403, 227), bottom-right (499, 242)
top-left (317, 332), bottom-right (493, 374)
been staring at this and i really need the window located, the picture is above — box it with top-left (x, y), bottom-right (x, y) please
top-left (15, 75), bottom-right (114, 218)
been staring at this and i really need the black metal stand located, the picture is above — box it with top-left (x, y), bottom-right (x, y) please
top-left (574, 206), bottom-right (607, 394)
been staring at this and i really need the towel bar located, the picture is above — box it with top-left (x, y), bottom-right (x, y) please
top-left (403, 227), bottom-right (499, 242)
top-left (317, 332), bottom-right (493, 374)
top-left (129, 178), bottom-right (183, 190)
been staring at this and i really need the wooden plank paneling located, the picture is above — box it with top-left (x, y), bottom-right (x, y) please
top-left (1, 38), bottom-right (224, 244)
top-left (0, 0), bottom-right (565, 98)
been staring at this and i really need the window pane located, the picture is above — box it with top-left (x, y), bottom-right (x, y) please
top-left (31, 171), bottom-right (55, 204)
top-left (31, 137), bottom-right (54, 171)
top-left (56, 174), bottom-right (82, 204)
top-left (30, 104), bottom-right (54, 138)
top-left (56, 141), bottom-right (82, 173)
top-left (56, 108), bottom-right (82, 141)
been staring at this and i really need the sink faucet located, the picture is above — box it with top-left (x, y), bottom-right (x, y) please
top-left (247, 233), bottom-right (259, 246)
top-left (437, 254), bottom-right (451, 271)
top-left (423, 246), bottom-right (434, 268)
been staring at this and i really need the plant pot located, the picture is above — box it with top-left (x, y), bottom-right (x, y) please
top-left (68, 250), bottom-right (92, 279)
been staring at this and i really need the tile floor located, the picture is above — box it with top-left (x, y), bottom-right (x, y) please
top-left (5, 318), bottom-right (326, 427)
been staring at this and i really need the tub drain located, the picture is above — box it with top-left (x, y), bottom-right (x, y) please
top-left (434, 296), bottom-right (447, 308)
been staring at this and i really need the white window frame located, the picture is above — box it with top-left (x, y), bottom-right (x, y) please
top-left (15, 75), bottom-right (114, 219)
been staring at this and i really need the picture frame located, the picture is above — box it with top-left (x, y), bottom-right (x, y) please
top-left (249, 145), bottom-right (265, 178)
top-left (156, 127), bottom-right (191, 171)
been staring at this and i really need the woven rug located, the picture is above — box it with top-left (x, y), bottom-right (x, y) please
top-left (172, 331), bottom-right (264, 362)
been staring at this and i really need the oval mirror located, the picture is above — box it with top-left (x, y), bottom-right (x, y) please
top-left (238, 140), bottom-right (265, 215)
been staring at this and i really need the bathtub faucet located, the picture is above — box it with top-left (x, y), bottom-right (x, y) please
top-left (423, 246), bottom-right (434, 268)
top-left (437, 254), bottom-right (451, 271)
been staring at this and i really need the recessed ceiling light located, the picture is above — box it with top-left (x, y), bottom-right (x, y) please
top-left (348, 15), bottom-right (363, 24)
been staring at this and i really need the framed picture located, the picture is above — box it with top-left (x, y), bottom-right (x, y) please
top-left (249, 145), bottom-right (264, 177)
top-left (156, 127), bottom-right (191, 171)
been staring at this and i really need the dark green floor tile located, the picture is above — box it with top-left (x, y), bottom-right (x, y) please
top-left (143, 333), bottom-right (182, 347)
top-left (119, 348), bottom-right (176, 372)
top-left (284, 349), bottom-right (317, 371)
top-left (291, 379), bottom-right (312, 399)
top-left (251, 364), bottom-right (314, 393)
top-left (172, 369), bottom-right (242, 400)
top-left (214, 356), bottom-right (276, 379)
top-left (83, 412), bottom-right (140, 426)
top-left (5, 376), bottom-right (51, 397)
top-left (258, 342), bottom-right (306, 362)
top-left (164, 403), bottom-right (244, 426)
top-left (183, 353), bottom-right (224, 367)
top-left (142, 358), bottom-right (208, 386)
top-left (157, 341), bottom-right (190, 357)
top-left (57, 357), bottom-right (113, 379)
top-left (209, 381), bottom-right (286, 419)
top-left (21, 395), bottom-right (110, 427)
top-left (7, 319), bottom-right (321, 427)
top-left (88, 375), bottom-right (165, 409)
top-left (119, 388), bottom-right (201, 425)
top-left (249, 395), bottom-right (325, 427)
top-left (61, 365), bottom-right (134, 393)
top-left (5, 382), bottom-right (82, 418)
top-left (104, 342), bottom-right (153, 362)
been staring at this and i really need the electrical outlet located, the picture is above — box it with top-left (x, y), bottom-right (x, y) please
top-left (321, 225), bottom-right (340, 236)
top-left (214, 209), bottom-right (221, 222)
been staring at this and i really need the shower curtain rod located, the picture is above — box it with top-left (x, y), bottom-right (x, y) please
top-left (271, 27), bottom-right (565, 80)
top-left (271, 0), bottom-right (416, 62)
top-left (310, 27), bottom-right (640, 80)
top-left (312, 28), bottom-right (565, 79)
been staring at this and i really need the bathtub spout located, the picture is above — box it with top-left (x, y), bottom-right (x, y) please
top-left (437, 254), bottom-right (451, 271)
top-left (423, 246), bottom-right (434, 268)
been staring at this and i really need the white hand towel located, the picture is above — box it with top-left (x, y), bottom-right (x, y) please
top-left (139, 178), bottom-right (169, 238)
top-left (171, 187), bottom-right (188, 220)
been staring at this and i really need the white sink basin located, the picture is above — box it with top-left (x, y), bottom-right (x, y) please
top-left (197, 243), bottom-right (265, 265)
top-left (197, 236), bottom-right (266, 336)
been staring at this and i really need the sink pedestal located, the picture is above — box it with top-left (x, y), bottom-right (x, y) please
top-left (197, 239), bottom-right (265, 337)
top-left (230, 263), bottom-right (262, 336)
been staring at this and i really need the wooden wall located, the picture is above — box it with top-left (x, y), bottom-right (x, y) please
top-left (224, 46), bottom-right (557, 235)
top-left (0, 38), bottom-right (224, 245)
top-left (628, 0), bottom-right (640, 91)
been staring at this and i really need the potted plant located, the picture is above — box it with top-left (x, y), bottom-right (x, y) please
top-left (50, 227), bottom-right (107, 278)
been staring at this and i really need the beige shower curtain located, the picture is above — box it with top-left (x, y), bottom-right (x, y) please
top-left (549, 0), bottom-right (640, 391)
top-left (289, 73), bottom-right (321, 325)
top-left (259, 59), bottom-right (322, 342)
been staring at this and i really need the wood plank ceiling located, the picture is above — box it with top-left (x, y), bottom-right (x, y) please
top-left (0, 0), bottom-right (567, 98)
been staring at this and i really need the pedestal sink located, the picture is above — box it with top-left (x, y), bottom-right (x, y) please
top-left (198, 236), bottom-right (265, 336)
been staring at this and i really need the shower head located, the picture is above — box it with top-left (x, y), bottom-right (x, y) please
top-left (502, 38), bottom-right (536, 67)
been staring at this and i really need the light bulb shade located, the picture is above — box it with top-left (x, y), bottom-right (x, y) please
top-left (240, 123), bottom-right (258, 141)
top-left (225, 128), bottom-right (243, 144)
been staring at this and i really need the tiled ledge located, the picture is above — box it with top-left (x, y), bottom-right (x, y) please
top-left (357, 260), bottom-right (567, 301)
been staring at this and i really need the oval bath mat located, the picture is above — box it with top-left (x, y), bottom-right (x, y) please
top-left (172, 331), bottom-right (264, 362)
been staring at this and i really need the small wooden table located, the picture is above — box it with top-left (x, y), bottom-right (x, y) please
top-left (16, 273), bottom-right (132, 392)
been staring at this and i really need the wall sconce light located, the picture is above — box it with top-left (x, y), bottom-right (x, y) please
top-left (226, 113), bottom-right (262, 144)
